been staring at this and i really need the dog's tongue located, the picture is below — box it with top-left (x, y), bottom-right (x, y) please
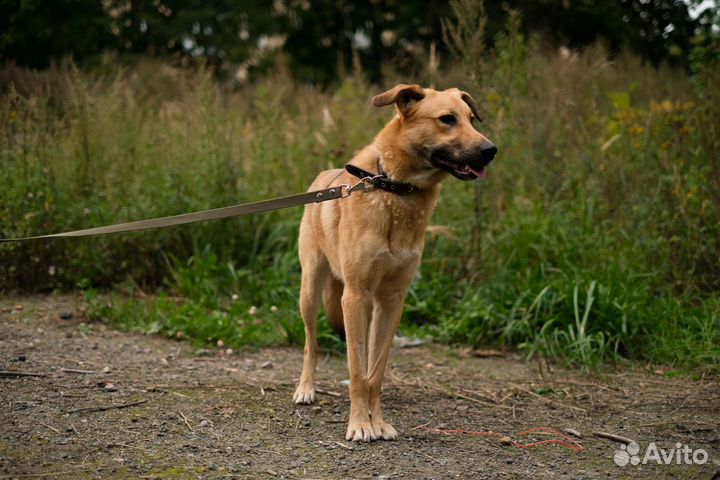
top-left (469, 165), bottom-right (488, 179)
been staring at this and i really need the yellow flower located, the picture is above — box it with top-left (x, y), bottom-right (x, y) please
top-left (629, 125), bottom-right (645, 135)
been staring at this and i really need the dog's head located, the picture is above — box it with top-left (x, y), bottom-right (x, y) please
top-left (373, 84), bottom-right (497, 181)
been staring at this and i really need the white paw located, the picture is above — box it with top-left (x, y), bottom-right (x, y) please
top-left (346, 421), bottom-right (377, 442)
top-left (372, 421), bottom-right (398, 440)
top-left (293, 384), bottom-right (315, 404)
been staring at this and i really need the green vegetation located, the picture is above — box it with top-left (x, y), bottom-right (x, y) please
top-left (1, 9), bottom-right (719, 370)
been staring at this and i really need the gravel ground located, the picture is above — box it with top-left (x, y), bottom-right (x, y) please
top-left (1, 294), bottom-right (719, 479)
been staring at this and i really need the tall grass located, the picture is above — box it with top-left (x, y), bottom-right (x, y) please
top-left (1, 29), bottom-right (718, 369)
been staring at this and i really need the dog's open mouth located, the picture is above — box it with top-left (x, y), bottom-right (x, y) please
top-left (430, 153), bottom-right (487, 181)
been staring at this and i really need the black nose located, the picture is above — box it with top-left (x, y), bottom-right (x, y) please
top-left (480, 143), bottom-right (497, 164)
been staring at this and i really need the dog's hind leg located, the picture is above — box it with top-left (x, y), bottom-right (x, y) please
top-left (323, 276), bottom-right (345, 339)
top-left (293, 222), bottom-right (330, 405)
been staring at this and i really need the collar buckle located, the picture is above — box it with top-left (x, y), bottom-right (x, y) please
top-left (344, 164), bottom-right (416, 195)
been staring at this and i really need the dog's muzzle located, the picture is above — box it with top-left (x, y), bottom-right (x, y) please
top-left (430, 142), bottom-right (498, 180)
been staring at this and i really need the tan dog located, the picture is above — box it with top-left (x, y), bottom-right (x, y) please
top-left (293, 84), bottom-right (497, 442)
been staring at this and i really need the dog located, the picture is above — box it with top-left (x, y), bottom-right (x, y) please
top-left (293, 84), bottom-right (497, 442)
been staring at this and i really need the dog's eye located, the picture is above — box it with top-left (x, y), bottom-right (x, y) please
top-left (439, 114), bottom-right (456, 125)
top-left (438, 114), bottom-right (457, 126)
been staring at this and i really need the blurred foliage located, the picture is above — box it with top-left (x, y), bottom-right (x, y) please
top-left (1, 0), bottom-right (718, 83)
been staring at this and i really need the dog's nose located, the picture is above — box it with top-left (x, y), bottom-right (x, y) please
top-left (480, 143), bottom-right (497, 164)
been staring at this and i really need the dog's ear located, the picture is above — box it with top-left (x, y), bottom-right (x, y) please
top-left (372, 84), bottom-right (425, 115)
top-left (460, 91), bottom-right (482, 123)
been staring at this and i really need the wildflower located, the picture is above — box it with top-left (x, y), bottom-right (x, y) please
top-left (248, 306), bottom-right (258, 315)
top-left (629, 125), bottom-right (645, 135)
top-left (231, 293), bottom-right (238, 301)
top-left (270, 305), bottom-right (278, 312)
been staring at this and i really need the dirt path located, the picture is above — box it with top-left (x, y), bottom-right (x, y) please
top-left (1, 294), bottom-right (718, 479)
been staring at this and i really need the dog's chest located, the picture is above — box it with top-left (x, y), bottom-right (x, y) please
top-left (370, 194), bottom-right (434, 249)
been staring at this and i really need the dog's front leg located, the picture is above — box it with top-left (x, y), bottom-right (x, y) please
top-left (366, 289), bottom-right (406, 440)
top-left (341, 286), bottom-right (375, 442)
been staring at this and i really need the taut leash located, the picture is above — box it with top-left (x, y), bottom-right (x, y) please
top-left (0, 185), bottom-right (348, 243)
top-left (0, 161), bottom-right (419, 243)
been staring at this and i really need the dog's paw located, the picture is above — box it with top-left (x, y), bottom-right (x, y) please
top-left (293, 384), bottom-right (315, 404)
top-left (371, 420), bottom-right (398, 440)
top-left (346, 421), bottom-right (377, 442)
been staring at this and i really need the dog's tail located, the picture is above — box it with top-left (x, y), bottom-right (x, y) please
top-left (323, 276), bottom-right (345, 339)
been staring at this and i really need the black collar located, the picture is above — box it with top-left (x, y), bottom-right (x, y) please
top-left (345, 158), bottom-right (417, 195)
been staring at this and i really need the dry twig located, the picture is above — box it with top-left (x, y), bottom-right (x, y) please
top-left (593, 431), bottom-right (635, 445)
top-left (64, 399), bottom-right (148, 414)
top-left (316, 388), bottom-right (341, 397)
top-left (60, 368), bottom-right (95, 375)
top-left (38, 422), bottom-right (60, 434)
top-left (563, 427), bottom-right (583, 438)
top-left (178, 411), bottom-right (195, 433)
top-left (509, 383), bottom-right (587, 413)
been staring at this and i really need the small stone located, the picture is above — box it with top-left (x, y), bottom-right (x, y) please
top-left (13, 304), bottom-right (23, 311)
top-left (17, 354), bottom-right (26, 362)
top-left (225, 348), bottom-right (233, 356)
top-left (59, 312), bottom-right (73, 320)
top-left (261, 361), bottom-right (273, 369)
top-left (104, 383), bottom-right (117, 392)
top-left (103, 366), bottom-right (111, 373)
top-left (216, 339), bottom-right (224, 348)
top-left (499, 436), bottom-right (512, 446)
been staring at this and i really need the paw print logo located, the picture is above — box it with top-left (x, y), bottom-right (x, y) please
top-left (614, 441), bottom-right (641, 467)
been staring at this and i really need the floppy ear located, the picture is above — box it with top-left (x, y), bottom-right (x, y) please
top-left (460, 91), bottom-right (483, 123)
top-left (372, 84), bottom-right (425, 115)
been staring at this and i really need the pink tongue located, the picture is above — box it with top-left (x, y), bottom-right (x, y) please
top-left (468, 165), bottom-right (488, 179)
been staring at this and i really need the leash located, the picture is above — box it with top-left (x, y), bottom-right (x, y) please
top-left (0, 157), bottom-right (425, 243)
top-left (0, 185), bottom-right (349, 243)
top-left (0, 163), bottom-right (412, 243)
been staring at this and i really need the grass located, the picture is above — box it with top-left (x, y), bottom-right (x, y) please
top-left (1, 24), bottom-right (719, 370)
